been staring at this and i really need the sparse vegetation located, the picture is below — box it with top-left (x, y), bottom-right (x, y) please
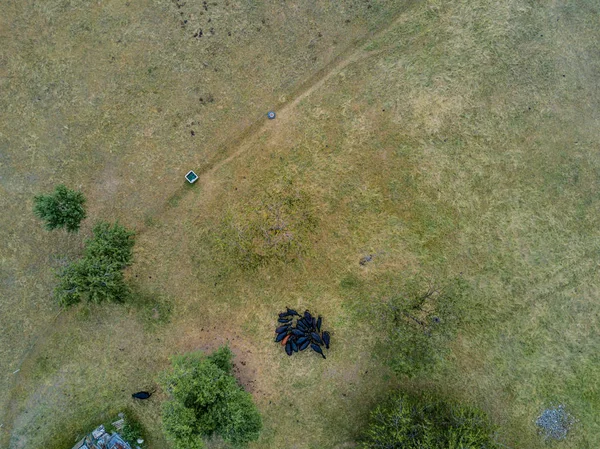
top-left (159, 347), bottom-right (262, 449)
top-left (360, 392), bottom-right (500, 449)
top-left (376, 277), bottom-right (467, 377)
top-left (216, 180), bottom-right (317, 269)
top-left (33, 185), bottom-right (86, 232)
top-left (55, 222), bottom-right (135, 306)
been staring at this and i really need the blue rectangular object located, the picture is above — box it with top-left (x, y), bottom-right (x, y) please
top-left (185, 170), bottom-right (198, 183)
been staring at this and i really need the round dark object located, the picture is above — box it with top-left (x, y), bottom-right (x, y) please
top-left (267, 111), bottom-right (276, 120)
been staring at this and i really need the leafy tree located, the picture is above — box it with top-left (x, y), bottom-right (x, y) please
top-left (159, 347), bottom-right (262, 449)
top-left (55, 221), bottom-right (135, 306)
top-left (360, 392), bottom-right (500, 449)
top-left (376, 276), bottom-right (468, 377)
top-left (33, 184), bottom-right (86, 232)
top-left (83, 221), bottom-right (135, 266)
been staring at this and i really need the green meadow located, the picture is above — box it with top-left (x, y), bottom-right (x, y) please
top-left (1, 0), bottom-right (598, 448)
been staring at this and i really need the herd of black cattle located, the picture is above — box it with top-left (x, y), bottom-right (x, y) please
top-left (274, 308), bottom-right (331, 359)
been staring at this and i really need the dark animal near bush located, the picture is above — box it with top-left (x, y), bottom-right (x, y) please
top-left (285, 341), bottom-right (293, 356)
top-left (292, 329), bottom-right (305, 337)
top-left (316, 316), bottom-right (322, 332)
top-left (278, 317), bottom-right (292, 323)
top-left (304, 311), bottom-right (312, 321)
top-left (286, 308), bottom-right (300, 317)
top-left (132, 391), bottom-right (152, 399)
top-left (322, 331), bottom-right (330, 349)
top-left (310, 344), bottom-right (326, 359)
top-left (291, 339), bottom-right (298, 352)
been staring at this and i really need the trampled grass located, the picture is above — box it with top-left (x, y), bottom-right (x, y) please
top-left (1, 0), bottom-right (599, 448)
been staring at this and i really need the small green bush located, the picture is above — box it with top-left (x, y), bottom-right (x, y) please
top-left (33, 184), bottom-right (86, 232)
top-left (360, 392), bottom-right (500, 449)
top-left (55, 222), bottom-right (135, 306)
top-left (159, 346), bottom-right (262, 449)
top-left (119, 412), bottom-right (145, 447)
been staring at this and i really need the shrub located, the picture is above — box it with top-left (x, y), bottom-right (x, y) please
top-left (360, 392), bottom-right (500, 449)
top-left (33, 184), bottom-right (86, 232)
top-left (119, 412), bottom-right (145, 447)
top-left (55, 222), bottom-right (135, 306)
top-left (159, 346), bottom-right (262, 449)
top-left (376, 276), bottom-right (468, 377)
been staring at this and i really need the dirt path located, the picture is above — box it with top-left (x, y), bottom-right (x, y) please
top-left (0, 4), bottom-right (419, 446)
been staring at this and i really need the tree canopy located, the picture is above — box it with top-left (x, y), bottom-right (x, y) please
top-left (55, 221), bottom-right (135, 306)
top-left (33, 184), bottom-right (86, 232)
top-left (159, 347), bottom-right (262, 449)
top-left (360, 392), bottom-right (500, 449)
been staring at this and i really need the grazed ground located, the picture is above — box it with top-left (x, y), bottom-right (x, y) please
top-left (2, 0), bottom-right (600, 448)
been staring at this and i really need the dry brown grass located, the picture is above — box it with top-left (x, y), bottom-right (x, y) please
top-left (2, 0), bottom-right (600, 448)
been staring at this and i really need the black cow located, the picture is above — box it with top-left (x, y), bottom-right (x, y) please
top-left (316, 316), bottom-right (322, 333)
top-left (311, 332), bottom-right (324, 345)
top-left (310, 344), bottom-right (326, 359)
top-left (286, 307), bottom-right (300, 317)
top-left (297, 320), bottom-right (309, 331)
top-left (275, 324), bottom-right (290, 334)
top-left (297, 336), bottom-right (309, 345)
top-left (275, 332), bottom-right (287, 342)
top-left (132, 391), bottom-right (152, 400)
top-left (299, 339), bottom-right (310, 351)
top-left (322, 331), bottom-right (331, 349)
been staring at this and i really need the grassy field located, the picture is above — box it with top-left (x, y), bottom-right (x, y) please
top-left (1, 0), bottom-right (599, 448)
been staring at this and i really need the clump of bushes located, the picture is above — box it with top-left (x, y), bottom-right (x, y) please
top-left (159, 346), bottom-right (262, 449)
top-left (360, 391), bottom-right (500, 449)
top-left (55, 221), bottom-right (135, 306)
top-left (33, 184), bottom-right (86, 232)
top-left (216, 182), bottom-right (317, 269)
top-left (376, 276), bottom-right (468, 377)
